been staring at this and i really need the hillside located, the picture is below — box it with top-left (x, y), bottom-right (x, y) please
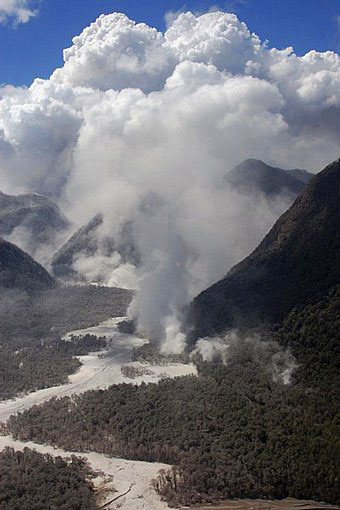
top-left (50, 214), bottom-right (139, 281)
top-left (5, 158), bottom-right (340, 507)
top-left (50, 214), bottom-right (103, 279)
top-left (0, 238), bottom-right (55, 293)
top-left (0, 191), bottom-right (69, 260)
top-left (285, 168), bottom-right (314, 184)
top-left (189, 158), bottom-right (340, 339)
top-left (8, 287), bottom-right (340, 505)
top-left (224, 159), bottom-right (307, 197)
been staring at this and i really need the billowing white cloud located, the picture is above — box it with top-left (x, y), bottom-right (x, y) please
top-left (164, 8), bottom-right (186, 29)
top-left (0, 10), bottom-right (339, 348)
top-left (0, 0), bottom-right (37, 25)
top-left (51, 13), bottom-right (176, 93)
top-left (0, 79), bottom-right (81, 193)
top-left (165, 11), bottom-right (262, 74)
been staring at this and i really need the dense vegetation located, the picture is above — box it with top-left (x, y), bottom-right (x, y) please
top-left (0, 285), bottom-right (132, 400)
top-left (132, 342), bottom-right (190, 364)
top-left (0, 345), bottom-right (80, 401)
top-left (7, 287), bottom-right (340, 506)
top-left (1, 162), bottom-right (338, 508)
top-left (224, 158), bottom-right (305, 197)
top-left (0, 335), bottom-right (107, 400)
top-left (189, 159), bottom-right (340, 340)
top-left (0, 238), bottom-right (55, 293)
top-left (0, 447), bottom-right (98, 510)
top-left (0, 285), bottom-right (132, 347)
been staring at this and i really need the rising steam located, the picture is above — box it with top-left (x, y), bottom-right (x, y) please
top-left (194, 332), bottom-right (298, 384)
top-left (0, 10), bottom-right (339, 350)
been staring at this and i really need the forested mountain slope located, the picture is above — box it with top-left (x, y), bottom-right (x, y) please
top-left (50, 213), bottom-right (103, 279)
top-left (224, 159), bottom-right (307, 197)
top-left (190, 158), bottom-right (340, 339)
top-left (0, 238), bottom-right (55, 293)
top-left (8, 286), bottom-right (340, 506)
top-left (50, 214), bottom-right (139, 281)
top-left (6, 160), bottom-right (340, 508)
top-left (285, 168), bottom-right (314, 184)
top-left (0, 191), bottom-right (69, 260)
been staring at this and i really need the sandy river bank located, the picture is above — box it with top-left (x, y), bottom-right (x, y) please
top-left (0, 317), bottom-right (196, 509)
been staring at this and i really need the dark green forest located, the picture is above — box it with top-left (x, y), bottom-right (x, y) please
top-left (0, 335), bottom-right (107, 400)
top-left (189, 159), bottom-right (340, 340)
top-left (7, 286), bottom-right (340, 507)
top-left (0, 285), bottom-right (132, 347)
top-left (0, 285), bottom-right (132, 400)
top-left (0, 447), bottom-right (98, 510)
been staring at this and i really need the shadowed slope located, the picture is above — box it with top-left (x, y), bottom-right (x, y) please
top-left (189, 158), bottom-right (340, 339)
top-left (225, 159), bottom-right (306, 197)
top-left (0, 191), bottom-right (69, 258)
top-left (50, 214), bottom-right (139, 281)
top-left (0, 238), bottom-right (55, 293)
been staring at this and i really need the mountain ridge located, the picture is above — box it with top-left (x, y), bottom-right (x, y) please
top-left (189, 158), bottom-right (340, 340)
top-left (0, 238), bottom-right (56, 293)
top-left (224, 158), bottom-right (308, 197)
top-left (0, 190), bottom-right (70, 261)
top-left (50, 214), bottom-right (139, 282)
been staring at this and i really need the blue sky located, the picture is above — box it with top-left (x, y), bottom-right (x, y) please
top-left (1, 0), bottom-right (339, 87)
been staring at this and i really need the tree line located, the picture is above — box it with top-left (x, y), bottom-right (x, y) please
top-left (0, 335), bottom-right (107, 401)
top-left (4, 286), bottom-right (340, 506)
top-left (0, 284), bottom-right (132, 401)
top-left (0, 447), bottom-right (98, 510)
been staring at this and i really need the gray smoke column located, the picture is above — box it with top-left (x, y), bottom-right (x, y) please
top-left (0, 11), bottom-right (339, 350)
top-left (128, 211), bottom-right (189, 344)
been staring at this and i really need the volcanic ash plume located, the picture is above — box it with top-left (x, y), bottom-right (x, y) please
top-left (0, 11), bottom-right (339, 350)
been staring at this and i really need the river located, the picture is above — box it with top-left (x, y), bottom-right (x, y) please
top-left (0, 317), bottom-right (197, 509)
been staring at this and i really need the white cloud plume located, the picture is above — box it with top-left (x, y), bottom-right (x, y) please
top-left (165, 11), bottom-right (262, 74)
top-left (0, 11), bottom-right (339, 349)
top-left (51, 13), bottom-right (176, 93)
top-left (164, 8), bottom-right (186, 29)
top-left (194, 332), bottom-right (297, 384)
top-left (0, 0), bottom-right (37, 25)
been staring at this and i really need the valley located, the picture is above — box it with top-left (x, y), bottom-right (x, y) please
top-left (0, 168), bottom-right (338, 507)
top-left (0, 317), bottom-right (196, 423)
top-left (0, 5), bottom-right (339, 508)
top-left (0, 435), bottom-right (169, 510)
top-left (0, 317), bottom-right (196, 509)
